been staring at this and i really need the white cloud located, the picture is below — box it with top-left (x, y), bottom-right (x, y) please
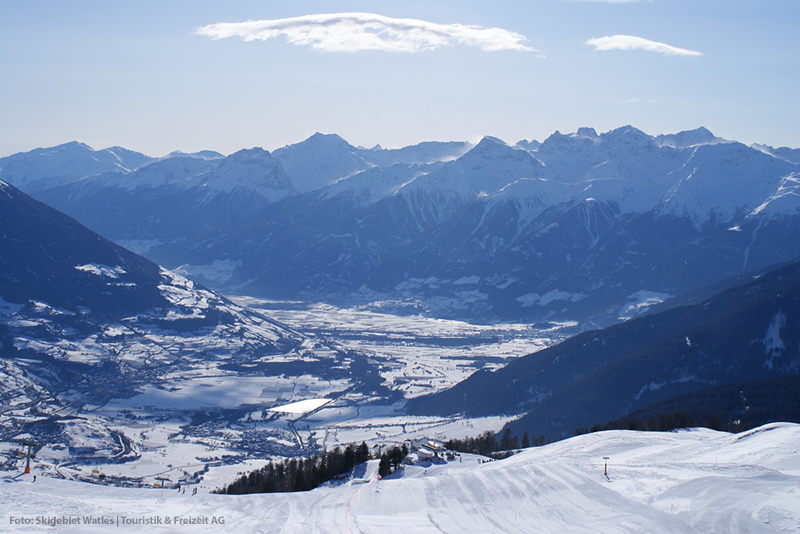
top-left (585, 35), bottom-right (703, 56)
top-left (195, 12), bottom-right (537, 54)
top-left (620, 98), bottom-right (657, 104)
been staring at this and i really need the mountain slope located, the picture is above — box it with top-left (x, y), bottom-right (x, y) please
top-left (605, 376), bottom-right (800, 430)
top-left (31, 148), bottom-right (295, 256)
top-left (0, 179), bottom-right (362, 462)
top-left (271, 133), bottom-right (375, 192)
top-left (0, 177), bottom-right (318, 375)
top-left (408, 258), bottom-right (800, 439)
top-left (0, 180), bottom-right (164, 317)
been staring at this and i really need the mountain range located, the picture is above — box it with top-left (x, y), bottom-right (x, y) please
top-left (3, 126), bottom-right (798, 326)
top-left (2, 125), bottom-right (800, 455)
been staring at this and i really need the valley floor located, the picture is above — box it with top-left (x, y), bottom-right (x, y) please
top-left (1, 300), bottom-right (571, 488)
top-left (3, 423), bottom-right (799, 533)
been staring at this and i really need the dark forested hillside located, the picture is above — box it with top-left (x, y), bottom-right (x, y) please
top-left (410, 258), bottom-right (800, 440)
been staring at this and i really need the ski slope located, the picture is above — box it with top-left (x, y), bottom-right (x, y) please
top-left (3, 423), bottom-right (799, 533)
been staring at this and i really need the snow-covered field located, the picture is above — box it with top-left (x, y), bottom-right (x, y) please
top-left (231, 298), bottom-right (576, 398)
top-left (3, 423), bottom-right (798, 533)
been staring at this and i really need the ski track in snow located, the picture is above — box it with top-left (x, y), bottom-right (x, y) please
top-left (2, 423), bottom-right (799, 533)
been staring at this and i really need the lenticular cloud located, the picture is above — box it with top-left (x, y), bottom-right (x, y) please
top-left (585, 35), bottom-right (703, 57)
top-left (195, 13), bottom-right (536, 54)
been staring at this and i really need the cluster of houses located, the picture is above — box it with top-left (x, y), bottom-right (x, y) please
top-left (402, 439), bottom-right (457, 466)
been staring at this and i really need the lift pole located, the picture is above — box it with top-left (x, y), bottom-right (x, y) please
top-left (22, 442), bottom-right (35, 474)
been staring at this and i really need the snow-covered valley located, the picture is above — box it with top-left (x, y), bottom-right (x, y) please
top-left (232, 297), bottom-right (576, 399)
top-left (1, 300), bottom-right (569, 489)
top-left (3, 423), bottom-right (799, 533)
top-left (0, 175), bottom-right (575, 499)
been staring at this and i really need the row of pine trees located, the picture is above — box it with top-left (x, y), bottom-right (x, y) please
top-left (217, 442), bottom-right (370, 494)
top-left (445, 429), bottom-right (550, 456)
top-left (218, 429), bottom-right (550, 495)
top-left (215, 413), bottom-right (735, 496)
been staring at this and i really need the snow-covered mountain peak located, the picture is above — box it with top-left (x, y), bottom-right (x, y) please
top-left (655, 127), bottom-right (728, 149)
top-left (747, 172), bottom-right (800, 219)
top-left (224, 146), bottom-right (272, 163)
top-left (536, 131), bottom-right (606, 181)
top-left (104, 146), bottom-right (156, 170)
top-left (750, 144), bottom-right (800, 164)
top-left (273, 133), bottom-right (374, 193)
top-left (357, 140), bottom-right (473, 167)
top-left (575, 127), bottom-right (599, 139)
top-left (297, 132), bottom-right (353, 151)
top-left (391, 137), bottom-right (547, 216)
top-left (475, 135), bottom-right (507, 146)
top-left (486, 177), bottom-right (575, 224)
top-left (688, 141), bottom-right (791, 170)
top-left (50, 140), bottom-right (93, 153)
top-left (203, 148), bottom-right (294, 200)
top-left (539, 130), bottom-right (599, 153)
top-left (655, 142), bottom-right (800, 228)
top-left (164, 149), bottom-right (225, 160)
top-left (452, 136), bottom-right (545, 191)
top-left (515, 138), bottom-right (541, 152)
top-left (605, 124), bottom-right (648, 137)
top-left (599, 125), bottom-right (656, 153)
top-left (112, 155), bottom-right (215, 190)
top-left (0, 141), bottom-right (137, 192)
top-left (462, 136), bottom-right (539, 164)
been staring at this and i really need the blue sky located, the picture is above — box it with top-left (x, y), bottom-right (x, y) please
top-left (1, 0), bottom-right (798, 157)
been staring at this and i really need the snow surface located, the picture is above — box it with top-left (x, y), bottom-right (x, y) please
top-left (74, 264), bottom-right (126, 279)
top-left (173, 260), bottom-right (241, 285)
top-left (234, 298), bottom-right (572, 399)
top-left (272, 133), bottom-right (375, 193)
top-left (3, 423), bottom-right (799, 533)
top-left (0, 297), bottom-right (23, 316)
top-left (517, 290), bottom-right (586, 308)
top-left (268, 398), bottom-right (332, 414)
top-left (618, 291), bottom-right (673, 321)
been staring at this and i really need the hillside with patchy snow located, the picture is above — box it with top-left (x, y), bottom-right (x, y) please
top-left (0, 180), bottom-right (371, 468)
top-left (410, 256), bottom-right (800, 439)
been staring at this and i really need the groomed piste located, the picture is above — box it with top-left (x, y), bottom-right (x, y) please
top-left (3, 422), bottom-right (798, 533)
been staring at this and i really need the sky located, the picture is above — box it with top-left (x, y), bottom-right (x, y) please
top-left (1, 0), bottom-right (798, 157)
